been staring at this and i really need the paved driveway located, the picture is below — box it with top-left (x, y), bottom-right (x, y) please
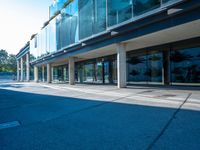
top-left (0, 81), bottom-right (200, 150)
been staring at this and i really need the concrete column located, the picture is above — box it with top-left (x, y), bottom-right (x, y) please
top-left (117, 43), bottom-right (127, 88)
top-left (34, 66), bottom-right (39, 82)
top-left (63, 67), bottom-right (67, 82)
top-left (26, 53), bottom-right (30, 81)
top-left (42, 66), bottom-right (45, 82)
top-left (163, 50), bottom-right (171, 85)
top-left (47, 64), bottom-right (52, 83)
top-left (51, 67), bottom-right (54, 82)
top-left (17, 60), bottom-right (20, 81)
top-left (69, 57), bottom-right (75, 85)
top-left (20, 58), bottom-right (24, 81)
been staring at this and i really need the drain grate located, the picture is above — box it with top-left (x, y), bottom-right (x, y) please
top-left (138, 90), bottom-right (154, 94)
top-left (156, 94), bottom-right (177, 98)
top-left (0, 121), bottom-right (20, 130)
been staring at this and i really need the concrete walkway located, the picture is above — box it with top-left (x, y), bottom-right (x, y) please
top-left (0, 81), bottom-right (200, 150)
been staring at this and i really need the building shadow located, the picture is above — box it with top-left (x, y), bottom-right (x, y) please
top-left (0, 88), bottom-right (200, 150)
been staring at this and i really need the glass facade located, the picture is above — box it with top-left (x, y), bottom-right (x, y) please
top-left (108, 0), bottom-right (133, 27)
top-left (79, 0), bottom-right (106, 39)
top-left (30, 18), bottom-right (57, 60)
top-left (127, 50), bottom-right (163, 84)
top-left (49, 0), bottom-right (68, 18)
top-left (133, 0), bottom-right (160, 16)
top-left (79, 0), bottom-right (94, 39)
top-left (171, 47), bottom-right (200, 84)
top-left (30, 38), bottom-right (200, 86)
top-left (23, 0), bottom-right (200, 87)
top-left (75, 55), bottom-right (117, 84)
top-left (52, 65), bottom-right (69, 83)
top-left (126, 43), bottom-right (200, 85)
top-left (30, 0), bottom-right (178, 61)
top-left (57, 0), bottom-right (79, 49)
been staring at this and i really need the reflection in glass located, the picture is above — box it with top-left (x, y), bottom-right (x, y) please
top-left (108, 0), bottom-right (133, 27)
top-left (83, 63), bottom-right (94, 82)
top-left (93, 0), bottom-right (106, 34)
top-left (56, 0), bottom-right (79, 50)
top-left (49, 18), bottom-right (57, 53)
top-left (127, 50), bottom-right (163, 83)
top-left (79, 0), bottom-right (93, 39)
top-left (146, 52), bottom-right (163, 82)
top-left (133, 0), bottom-right (160, 16)
top-left (53, 65), bottom-right (69, 83)
top-left (127, 52), bottom-right (148, 83)
top-left (171, 47), bottom-right (200, 83)
top-left (76, 56), bottom-right (117, 84)
top-left (49, 0), bottom-right (67, 18)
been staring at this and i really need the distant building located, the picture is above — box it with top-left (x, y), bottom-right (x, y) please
top-left (16, 0), bottom-right (200, 87)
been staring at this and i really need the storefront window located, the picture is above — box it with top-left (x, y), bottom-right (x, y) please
top-left (76, 56), bottom-right (117, 84)
top-left (147, 52), bottom-right (163, 82)
top-left (171, 47), bottom-right (200, 84)
top-left (53, 65), bottom-right (68, 83)
top-left (127, 50), bottom-right (163, 84)
top-left (127, 52), bottom-right (148, 83)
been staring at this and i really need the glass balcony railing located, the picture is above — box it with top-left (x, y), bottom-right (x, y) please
top-left (31, 0), bottom-right (181, 61)
top-left (49, 0), bottom-right (71, 18)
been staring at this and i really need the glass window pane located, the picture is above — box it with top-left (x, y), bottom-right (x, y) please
top-left (83, 63), bottom-right (94, 83)
top-left (127, 50), bottom-right (163, 84)
top-left (56, 0), bottom-right (79, 50)
top-left (49, 18), bottom-right (57, 53)
top-left (108, 0), bottom-right (133, 27)
top-left (171, 47), bottom-right (200, 83)
top-left (93, 0), bottom-right (106, 34)
top-left (60, 11), bottom-right (71, 47)
top-left (133, 0), bottom-right (160, 16)
top-left (147, 52), bottom-right (163, 82)
top-left (53, 65), bottom-right (68, 83)
top-left (70, 0), bottom-right (79, 43)
top-left (79, 0), bottom-right (94, 39)
top-left (56, 16), bottom-right (62, 50)
top-left (127, 52), bottom-right (148, 83)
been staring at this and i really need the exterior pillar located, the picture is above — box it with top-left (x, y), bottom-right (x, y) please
top-left (42, 66), bottom-right (45, 82)
top-left (26, 53), bottom-right (30, 81)
top-left (63, 67), bottom-right (67, 82)
top-left (117, 43), bottom-right (127, 88)
top-left (163, 50), bottom-right (171, 85)
top-left (20, 58), bottom-right (24, 81)
top-left (69, 57), bottom-right (75, 85)
top-left (17, 60), bottom-right (20, 81)
top-left (47, 64), bottom-right (52, 83)
top-left (34, 66), bottom-right (39, 82)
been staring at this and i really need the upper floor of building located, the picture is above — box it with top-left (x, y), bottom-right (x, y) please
top-left (19, 0), bottom-right (200, 64)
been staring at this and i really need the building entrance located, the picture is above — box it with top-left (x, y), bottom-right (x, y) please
top-left (76, 55), bottom-right (117, 84)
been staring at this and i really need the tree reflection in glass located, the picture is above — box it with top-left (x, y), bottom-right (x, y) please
top-left (171, 47), bottom-right (200, 83)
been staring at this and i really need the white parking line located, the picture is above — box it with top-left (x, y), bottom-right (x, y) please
top-left (0, 121), bottom-right (20, 130)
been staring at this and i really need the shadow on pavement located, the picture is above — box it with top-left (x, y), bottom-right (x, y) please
top-left (0, 88), bottom-right (200, 150)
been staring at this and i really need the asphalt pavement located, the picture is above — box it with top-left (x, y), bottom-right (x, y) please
top-left (0, 81), bottom-right (200, 150)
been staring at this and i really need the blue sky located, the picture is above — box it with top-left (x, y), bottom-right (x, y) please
top-left (0, 0), bottom-right (53, 54)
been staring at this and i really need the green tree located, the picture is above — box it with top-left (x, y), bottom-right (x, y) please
top-left (7, 54), bottom-right (17, 72)
top-left (0, 49), bottom-right (8, 72)
top-left (0, 49), bottom-right (16, 73)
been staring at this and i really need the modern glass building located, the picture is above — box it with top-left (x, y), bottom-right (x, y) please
top-left (16, 0), bottom-right (200, 87)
